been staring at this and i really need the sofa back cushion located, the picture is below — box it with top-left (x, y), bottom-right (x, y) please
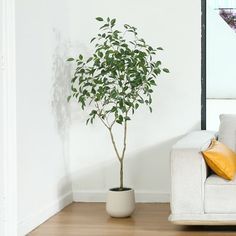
top-left (219, 114), bottom-right (236, 152)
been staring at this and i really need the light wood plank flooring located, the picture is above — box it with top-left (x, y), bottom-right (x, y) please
top-left (29, 203), bottom-right (236, 236)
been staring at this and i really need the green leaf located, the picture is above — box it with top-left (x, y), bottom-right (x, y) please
top-left (98, 51), bottom-right (103, 58)
top-left (71, 86), bottom-right (77, 92)
top-left (96, 17), bottom-right (103, 21)
top-left (67, 95), bottom-right (71, 102)
top-left (67, 58), bottom-right (74, 61)
top-left (71, 77), bottom-right (77, 83)
top-left (153, 68), bottom-right (161, 75)
top-left (111, 106), bottom-right (117, 112)
top-left (76, 61), bottom-right (83, 66)
top-left (116, 119), bottom-right (122, 124)
top-left (91, 88), bottom-right (96, 94)
top-left (117, 115), bottom-right (123, 124)
top-left (150, 80), bottom-right (156, 86)
top-left (100, 24), bottom-right (109, 30)
top-left (124, 116), bottom-right (131, 121)
top-left (86, 57), bottom-right (93, 63)
top-left (148, 46), bottom-right (153, 51)
top-left (149, 107), bottom-right (153, 113)
top-left (111, 18), bottom-right (116, 27)
top-left (149, 96), bottom-right (152, 104)
top-left (79, 54), bottom-right (83, 60)
top-left (124, 100), bottom-right (132, 107)
top-left (89, 110), bottom-right (97, 116)
top-left (86, 118), bottom-right (90, 125)
top-left (119, 100), bottom-right (124, 108)
top-left (90, 37), bottom-right (96, 43)
top-left (163, 68), bottom-right (169, 73)
top-left (157, 47), bottom-right (163, 50)
top-left (155, 61), bottom-right (161, 66)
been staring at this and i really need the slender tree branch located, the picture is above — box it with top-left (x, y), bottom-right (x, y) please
top-left (110, 119), bottom-right (116, 128)
top-left (95, 102), bottom-right (110, 129)
top-left (119, 115), bottom-right (128, 189)
top-left (97, 114), bottom-right (110, 129)
top-left (121, 118), bottom-right (128, 160)
top-left (108, 127), bottom-right (121, 161)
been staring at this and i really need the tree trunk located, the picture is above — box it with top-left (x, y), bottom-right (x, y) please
top-left (120, 159), bottom-right (124, 190)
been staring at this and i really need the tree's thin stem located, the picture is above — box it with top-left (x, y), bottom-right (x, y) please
top-left (119, 118), bottom-right (128, 189)
top-left (108, 119), bottom-right (128, 190)
top-left (97, 115), bottom-right (109, 129)
top-left (121, 119), bottom-right (127, 160)
top-left (97, 99), bottom-right (128, 189)
top-left (108, 127), bottom-right (121, 161)
top-left (95, 102), bottom-right (109, 129)
top-left (120, 159), bottom-right (124, 189)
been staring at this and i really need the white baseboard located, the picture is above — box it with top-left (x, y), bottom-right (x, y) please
top-left (73, 191), bottom-right (170, 203)
top-left (18, 192), bottom-right (73, 236)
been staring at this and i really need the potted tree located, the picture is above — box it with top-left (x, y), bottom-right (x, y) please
top-left (67, 17), bottom-right (169, 218)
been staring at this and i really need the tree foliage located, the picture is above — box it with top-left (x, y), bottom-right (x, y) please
top-left (67, 17), bottom-right (169, 127)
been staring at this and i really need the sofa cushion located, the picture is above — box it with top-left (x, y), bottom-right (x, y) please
top-left (219, 114), bottom-right (236, 152)
top-left (205, 174), bottom-right (236, 213)
top-left (202, 139), bottom-right (236, 180)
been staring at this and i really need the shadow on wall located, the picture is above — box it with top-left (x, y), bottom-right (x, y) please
top-left (51, 33), bottom-right (97, 204)
top-left (51, 28), bottom-right (71, 139)
top-left (66, 41), bottom-right (95, 124)
top-left (51, 28), bottom-right (73, 203)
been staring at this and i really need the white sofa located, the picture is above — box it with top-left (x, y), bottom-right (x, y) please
top-left (169, 115), bottom-right (236, 225)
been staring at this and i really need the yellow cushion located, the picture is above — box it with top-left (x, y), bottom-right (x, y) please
top-left (202, 139), bottom-right (236, 180)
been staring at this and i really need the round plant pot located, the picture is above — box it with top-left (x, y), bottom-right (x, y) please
top-left (106, 188), bottom-right (135, 218)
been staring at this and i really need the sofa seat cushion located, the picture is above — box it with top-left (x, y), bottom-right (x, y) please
top-left (205, 174), bottom-right (236, 213)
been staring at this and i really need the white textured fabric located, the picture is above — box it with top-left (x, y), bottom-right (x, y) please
top-left (170, 131), bottom-right (216, 215)
top-left (205, 174), bottom-right (236, 213)
top-left (219, 114), bottom-right (236, 151)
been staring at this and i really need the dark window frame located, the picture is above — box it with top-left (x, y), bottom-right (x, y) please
top-left (201, 0), bottom-right (206, 130)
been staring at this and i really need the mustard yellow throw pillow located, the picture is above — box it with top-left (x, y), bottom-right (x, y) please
top-left (202, 139), bottom-right (236, 180)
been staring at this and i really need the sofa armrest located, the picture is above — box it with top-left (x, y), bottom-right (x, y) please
top-left (170, 131), bottom-right (216, 215)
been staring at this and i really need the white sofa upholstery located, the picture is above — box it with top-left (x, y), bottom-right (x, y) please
top-left (205, 174), bottom-right (236, 214)
top-left (169, 128), bottom-right (236, 225)
top-left (170, 131), bottom-right (215, 220)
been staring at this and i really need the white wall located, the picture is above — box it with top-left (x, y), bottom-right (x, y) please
top-left (207, 99), bottom-right (236, 131)
top-left (1, 0), bottom-right (18, 234)
top-left (0, 68), bottom-right (4, 235)
top-left (16, 1), bottom-right (73, 235)
top-left (0, 0), bottom-right (4, 232)
top-left (68, 0), bottom-right (201, 202)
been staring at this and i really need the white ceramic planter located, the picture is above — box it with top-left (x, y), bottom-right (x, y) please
top-left (106, 188), bottom-right (135, 218)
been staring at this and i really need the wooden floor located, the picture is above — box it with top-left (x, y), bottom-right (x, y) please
top-left (29, 203), bottom-right (236, 236)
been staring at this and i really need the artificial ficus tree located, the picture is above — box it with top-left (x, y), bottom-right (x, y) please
top-left (67, 17), bottom-right (169, 190)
